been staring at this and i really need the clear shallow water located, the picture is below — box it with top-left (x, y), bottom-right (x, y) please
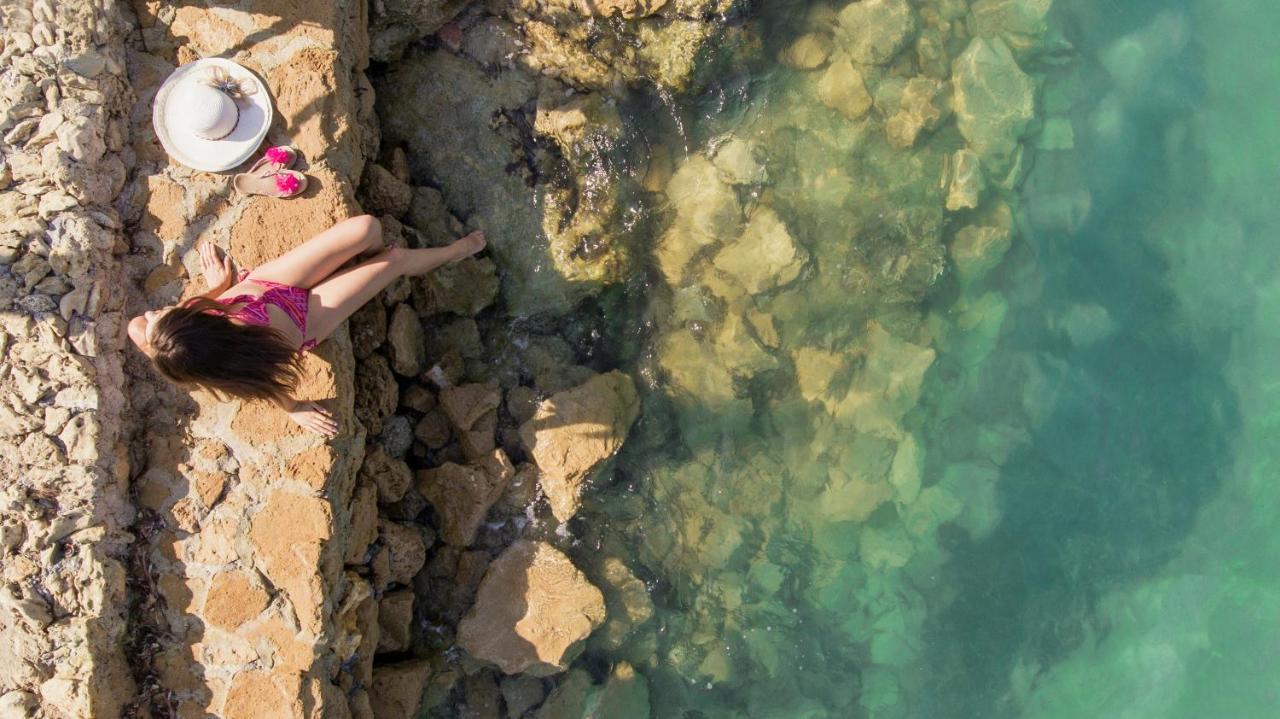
top-left (562, 0), bottom-right (1280, 716)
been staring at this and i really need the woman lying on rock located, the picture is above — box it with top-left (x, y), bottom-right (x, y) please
top-left (127, 215), bottom-right (485, 437)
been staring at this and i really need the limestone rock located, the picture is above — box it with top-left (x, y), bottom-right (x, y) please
top-left (884, 77), bottom-right (947, 149)
top-left (712, 206), bottom-right (807, 294)
top-left (836, 0), bottom-right (917, 65)
top-left (360, 164), bottom-right (414, 217)
top-left (381, 415), bottom-right (414, 459)
top-left (411, 257), bottom-right (499, 317)
top-left (378, 520), bottom-right (428, 586)
top-left (416, 449), bottom-right (514, 546)
top-left (377, 589), bottom-right (415, 653)
top-left (369, 659), bottom-right (432, 719)
top-left (440, 383), bottom-right (502, 460)
top-left (405, 185), bottom-right (458, 242)
top-left (359, 444), bottom-right (413, 504)
top-left (656, 329), bottom-right (738, 405)
top-left (370, 0), bottom-right (473, 62)
top-left (945, 149), bottom-right (986, 211)
top-left (970, 0), bottom-right (1054, 55)
top-left (387, 303), bottom-right (425, 376)
top-left (952, 37), bottom-right (1036, 172)
top-left (346, 482), bottom-right (379, 564)
top-left (579, 0), bottom-right (670, 19)
top-left (355, 355), bottom-right (398, 435)
top-left (950, 224), bottom-right (1012, 284)
top-left (816, 58), bottom-right (873, 119)
top-left (780, 33), bottom-right (833, 70)
top-left (711, 138), bottom-right (767, 186)
top-left (519, 372), bottom-right (640, 522)
top-left (349, 299), bottom-right (387, 359)
top-left (458, 541), bottom-right (606, 675)
top-left (594, 558), bottom-right (654, 650)
top-left (656, 155), bottom-right (742, 284)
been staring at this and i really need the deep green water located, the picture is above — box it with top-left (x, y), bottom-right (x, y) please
top-left (559, 0), bottom-right (1280, 716)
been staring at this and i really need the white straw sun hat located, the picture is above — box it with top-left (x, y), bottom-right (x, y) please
top-left (152, 57), bottom-right (273, 172)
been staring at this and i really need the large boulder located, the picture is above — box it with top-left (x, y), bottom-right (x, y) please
top-left (458, 541), bottom-right (607, 675)
top-left (416, 450), bottom-right (515, 546)
top-left (952, 37), bottom-right (1036, 172)
top-left (711, 206), bottom-right (807, 294)
top-left (368, 659), bottom-right (432, 719)
top-left (836, 0), bottom-right (917, 65)
top-left (519, 372), bottom-right (640, 522)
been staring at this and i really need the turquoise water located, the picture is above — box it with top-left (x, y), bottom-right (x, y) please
top-left (557, 0), bottom-right (1280, 716)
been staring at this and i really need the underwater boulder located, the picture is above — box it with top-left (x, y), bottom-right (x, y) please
top-left (835, 0), bottom-right (918, 66)
top-left (951, 37), bottom-right (1036, 173)
top-left (781, 32), bottom-right (835, 70)
top-left (816, 57), bottom-right (874, 120)
top-left (970, 0), bottom-right (1054, 56)
top-left (712, 206), bottom-right (808, 295)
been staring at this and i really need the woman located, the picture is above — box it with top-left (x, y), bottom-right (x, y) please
top-left (128, 215), bottom-right (485, 437)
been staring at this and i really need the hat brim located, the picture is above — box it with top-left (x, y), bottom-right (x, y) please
top-left (153, 58), bottom-right (274, 173)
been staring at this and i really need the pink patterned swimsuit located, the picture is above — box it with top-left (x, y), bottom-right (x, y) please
top-left (216, 271), bottom-right (317, 352)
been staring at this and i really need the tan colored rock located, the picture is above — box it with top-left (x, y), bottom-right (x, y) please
top-left (819, 58), bottom-right (870, 119)
top-left (359, 444), bottom-right (413, 504)
top-left (360, 164), bottom-right (414, 217)
top-left (346, 482), bottom-right (379, 564)
top-left (416, 450), bottom-right (515, 546)
top-left (203, 571), bottom-right (270, 631)
top-left (712, 206), bottom-right (807, 294)
top-left (519, 372), bottom-right (639, 522)
top-left (836, 0), bottom-right (917, 65)
top-left (378, 519), bottom-right (428, 586)
top-left (440, 383), bottom-right (501, 432)
top-left (387, 303), bottom-right (425, 377)
top-left (458, 541), bottom-right (606, 675)
top-left (369, 659), bottom-right (432, 719)
top-left (780, 32), bottom-right (833, 70)
top-left (377, 589), bottom-right (415, 653)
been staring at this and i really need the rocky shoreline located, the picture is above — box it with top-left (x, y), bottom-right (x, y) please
top-left (0, 0), bottom-right (1055, 715)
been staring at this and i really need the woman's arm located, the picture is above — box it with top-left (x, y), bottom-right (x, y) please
top-left (276, 395), bottom-right (339, 438)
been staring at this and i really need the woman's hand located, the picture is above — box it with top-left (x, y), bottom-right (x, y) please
top-left (199, 241), bottom-right (235, 292)
top-left (285, 400), bottom-right (339, 438)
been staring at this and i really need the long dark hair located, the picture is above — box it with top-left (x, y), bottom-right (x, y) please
top-left (149, 297), bottom-right (302, 402)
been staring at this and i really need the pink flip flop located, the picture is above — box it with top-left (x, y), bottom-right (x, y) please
top-left (246, 145), bottom-right (299, 174)
top-left (234, 165), bottom-right (307, 198)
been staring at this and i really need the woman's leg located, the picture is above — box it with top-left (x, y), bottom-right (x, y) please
top-left (305, 232), bottom-right (485, 343)
top-left (247, 215), bottom-right (383, 289)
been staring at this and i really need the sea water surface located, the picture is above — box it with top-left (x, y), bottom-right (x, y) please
top-left (558, 0), bottom-right (1280, 716)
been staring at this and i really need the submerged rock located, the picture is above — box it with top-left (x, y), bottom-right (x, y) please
top-left (835, 0), bottom-right (917, 66)
top-left (458, 540), bottom-right (607, 675)
top-left (816, 58), bottom-right (873, 119)
top-left (952, 37), bottom-right (1036, 172)
top-left (781, 32), bottom-right (834, 70)
top-left (970, 0), bottom-right (1054, 56)
top-left (712, 206), bottom-right (807, 295)
top-left (519, 371), bottom-right (640, 522)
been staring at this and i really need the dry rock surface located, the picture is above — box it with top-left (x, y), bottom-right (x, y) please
top-left (458, 540), bottom-right (607, 675)
top-left (0, 2), bottom-right (135, 715)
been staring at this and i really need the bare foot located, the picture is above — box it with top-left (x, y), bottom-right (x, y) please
top-left (451, 230), bottom-right (486, 262)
